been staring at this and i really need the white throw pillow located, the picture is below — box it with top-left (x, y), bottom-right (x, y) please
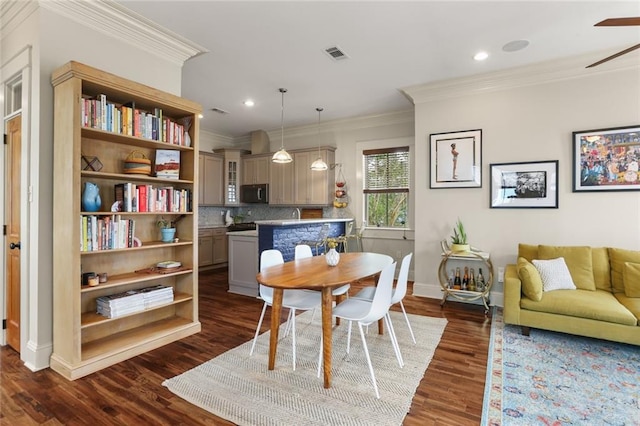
top-left (532, 257), bottom-right (576, 292)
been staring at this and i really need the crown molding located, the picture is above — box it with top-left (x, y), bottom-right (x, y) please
top-left (38, 0), bottom-right (208, 65)
top-left (264, 108), bottom-right (415, 142)
top-left (1, 0), bottom-right (39, 38)
top-left (403, 51), bottom-right (640, 104)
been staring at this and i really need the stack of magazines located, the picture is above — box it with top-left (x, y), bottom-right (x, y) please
top-left (96, 285), bottom-right (174, 318)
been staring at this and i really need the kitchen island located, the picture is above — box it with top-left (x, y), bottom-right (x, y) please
top-left (255, 218), bottom-right (354, 262)
top-left (226, 218), bottom-right (354, 297)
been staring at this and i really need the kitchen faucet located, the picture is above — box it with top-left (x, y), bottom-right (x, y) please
top-left (294, 207), bottom-right (301, 220)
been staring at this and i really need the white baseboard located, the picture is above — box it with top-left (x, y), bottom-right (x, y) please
top-left (412, 282), bottom-right (504, 307)
top-left (22, 340), bottom-right (53, 372)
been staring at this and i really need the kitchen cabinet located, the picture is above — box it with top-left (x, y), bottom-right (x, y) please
top-left (199, 228), bottom-right (228, 268)
top-left (212, 228), bottom-right (228, 264)
top-left (228, 233), bottom-right (259, 296)
top-left (293, 148), bottom-right (335, 205)
top-left (215, 149), bottom-right (248, 206)
top-left (199, 153), bottom-right (224, 205)
top-left (242, 154), bottom-right (270, 185)
top-left (269, 160), bottom-right (295, 205)
top-left (198, 229), bottom-right (214, 267)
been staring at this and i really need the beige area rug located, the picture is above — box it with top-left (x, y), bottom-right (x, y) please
top-left (163, 310), bottom-right (447, 425)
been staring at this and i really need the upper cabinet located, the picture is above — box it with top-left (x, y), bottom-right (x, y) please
top-left (242, 154), bottom-right (271, 185)
top-left (214, 149), bottom-right (248, 206)
top-left (293, 147), bottom-right (336, 205)
top-left (199, 153), bottom-right (224, 206)
top-left (269, 160), bottom-right (295, 205)
top-left (267, 147), bottom-right (335, 206)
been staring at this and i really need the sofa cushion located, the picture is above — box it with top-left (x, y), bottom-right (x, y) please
top-left (521, 289), bottom-right (638, 326)
top-left (518, 243), bottom-right (538, 262)
top-left (592, 247), bottom-right (612, 292)
top-left (532, 257), bottom-right (576, 292)
top-left (614, 293), bottom-right (640, 323)
top-left (538, 245), bottom-right (596, 291)
top-left (623, 262), bottom-right (640, 298)
top-left (608, 248), bottom-right (640, 294)
top-left (517, 257), bottom-right (543, 301)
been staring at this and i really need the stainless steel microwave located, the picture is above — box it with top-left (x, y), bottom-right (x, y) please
top-left (240, 184), bottom-right (269, 204)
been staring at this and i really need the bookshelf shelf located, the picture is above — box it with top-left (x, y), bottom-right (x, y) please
top-left (80, 240), bottom-right (193, 255)
top-left (81, 292), bottom-right (193, 328)
top-left (81, 317), bottom-right (196, 364)
top-left (80, 268), bottom-right (193, 293)
top-left (80, 170), bottom-right (194, 185)
top-left (51, 61), bottom-right (201, 380)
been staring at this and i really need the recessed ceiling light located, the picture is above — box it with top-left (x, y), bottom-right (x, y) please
top-left (473, 51), bottom-right (489, 61)
top-left (502, 39), bottom-right (530, 53)
top-left (244, 100), bottom-right (255, 107)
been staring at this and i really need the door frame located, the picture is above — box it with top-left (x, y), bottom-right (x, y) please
top-left (1, 46), bottom-right (32, 362)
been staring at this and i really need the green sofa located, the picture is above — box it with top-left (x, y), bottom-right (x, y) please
top-left (504, 244), bottom-right (640, 346)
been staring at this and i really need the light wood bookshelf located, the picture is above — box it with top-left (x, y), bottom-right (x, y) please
top-left (50, 61), bottom-right (201, 380)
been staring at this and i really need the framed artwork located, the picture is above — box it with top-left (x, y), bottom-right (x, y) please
top-left (430, 129), bottom-right (482, 188)
top-left (490, 160), bottom-right (558, 208)
top-left (572, 125), bottom-right (640, 192)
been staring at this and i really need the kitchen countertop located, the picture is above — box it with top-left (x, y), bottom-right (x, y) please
top-left (198, 225), bottom-right (228, 229)
top-left (254, 218), bottom-right (353, 226)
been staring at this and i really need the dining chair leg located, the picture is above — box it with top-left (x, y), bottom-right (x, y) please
top-left (291, 309), bottom-right (297, 370)
top-left (317, 335), bottom-right (323, 378)
top-left (399, 301), bottom-right (416, 344)
top-left (283, 309), bottom-right (294, 337)
top-left (384, 313), bottom-right (404, 368)
top-left (357, 322), bottom-right (380, 399)
top-left (250, 302), bottom-right (268, 356)
top-left (346, 320), bottom-right (353, 354)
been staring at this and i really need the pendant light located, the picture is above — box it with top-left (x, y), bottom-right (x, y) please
top-left (310, 107), bottom-right (328, 171)
top-left (272, 88), bottom-right (293, 164)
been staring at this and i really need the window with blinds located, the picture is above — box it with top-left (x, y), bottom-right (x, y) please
top-left (363, 147), bottom-right (409, 228)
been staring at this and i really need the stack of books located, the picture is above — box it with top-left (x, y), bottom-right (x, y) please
top-left (96, 285), bottom-right (174, 318)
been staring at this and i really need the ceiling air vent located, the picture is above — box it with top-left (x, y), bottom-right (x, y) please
top-left (324, 46), bottom-right (349, 61)
top-left (210, 107), bottom-right (229, 114)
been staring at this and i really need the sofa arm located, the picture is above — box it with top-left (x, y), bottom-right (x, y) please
top-left (503, 264), bottom-right (522, 325)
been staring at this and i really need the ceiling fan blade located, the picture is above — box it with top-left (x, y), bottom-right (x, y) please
top-left (595, 17), bottom-right (640, 27)
top-left (586, 43), bottom-right (640, 68)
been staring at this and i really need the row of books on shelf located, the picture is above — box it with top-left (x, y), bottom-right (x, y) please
top-left (81, 94), bottom-right (187, 145)
top-left (114, 183), bottom-right (191, 213)
top-left (81, 215), bottom-right (135, 252)
top-left (96, 284), bottom-right (174, 318)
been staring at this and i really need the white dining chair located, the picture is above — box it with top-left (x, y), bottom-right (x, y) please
top-left (318, 261), bottom-right (401, 399)
top-left (294, 244), bottom-right (351, 323)
top-left (353, 252), bottom-right (416, 344)
top-left (250, 249), bottom-right (321, 371)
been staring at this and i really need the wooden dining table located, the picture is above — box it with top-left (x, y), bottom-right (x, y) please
top-left (256, 251), bottom-right (394, 388)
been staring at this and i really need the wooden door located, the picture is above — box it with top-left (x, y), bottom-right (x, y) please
top-left (6, 115), bottom-right (21, 352)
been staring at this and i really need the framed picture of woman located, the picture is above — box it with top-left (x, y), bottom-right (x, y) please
top-left (429, 129), bottom-right (482, 189)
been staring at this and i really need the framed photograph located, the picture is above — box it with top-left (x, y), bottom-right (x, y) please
top-left (572, 125), bottom-right (640, 192)
top-left (430, 129), bottom-right (482, 188)
top-left (490, 160), bottom-right (558, 208)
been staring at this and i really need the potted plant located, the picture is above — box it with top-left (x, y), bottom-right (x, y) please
top-left (450, 218), bottom-right (470, 252)
top-left (324, 238), bottom-right (340, 266)
top-left (157, 217), bottom-right (176, 243)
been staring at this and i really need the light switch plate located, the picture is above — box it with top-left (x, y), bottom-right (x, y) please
top-left (498, 267), bottom-right (505, 283)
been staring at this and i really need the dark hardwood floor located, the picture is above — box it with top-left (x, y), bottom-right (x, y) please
top-left (1, 268), bottom-right (491, 425)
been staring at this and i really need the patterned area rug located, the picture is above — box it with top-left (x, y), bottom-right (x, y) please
top-left (163, 310), bottom-right (447, 425)
top-left (482, 308), bottom-right (640, 425)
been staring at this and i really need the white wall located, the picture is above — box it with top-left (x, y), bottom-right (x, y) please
top-left (0, 6), bottom-right (184, 370)
top-left (410, 61), bottom-right (640, 303)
